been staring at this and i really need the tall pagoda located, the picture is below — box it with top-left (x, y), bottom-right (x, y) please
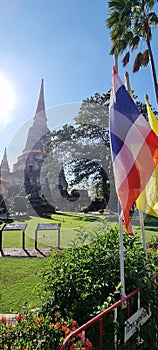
top-left (12, 79), bottom-right (50, 197)
top-left (0, 147), bottom-right (10, 198)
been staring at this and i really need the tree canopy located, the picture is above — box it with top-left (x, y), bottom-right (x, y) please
top-left (42, 92), bottom-right (114, 210)
top-left (107, 0), bottom-right (158, 104)
top-left (42, 90), bottom-right (156, 212)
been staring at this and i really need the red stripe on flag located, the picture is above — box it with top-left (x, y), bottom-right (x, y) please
top-left (118, 133), bottom-right (158, 234)
top-left (118, 163), bottom-right (140, 235)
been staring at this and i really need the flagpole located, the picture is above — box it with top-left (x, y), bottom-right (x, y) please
top-left (139, 210), bottom-right (146, 250)
top-left (114, 60), bottom-right (126, 298)
top-left (118, 201), bottom-right (126, 298)
top-left (124, 72), bottom-right (146, 251)
top-left (114, 54), bottom-right (118, 74)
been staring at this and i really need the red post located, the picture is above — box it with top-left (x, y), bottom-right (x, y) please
top-left (60, 277), bottom-right (158, 350)
top-left (127, 298), bottom-right (130, 349)
top-left (99, 317), bottom-right (103, 350)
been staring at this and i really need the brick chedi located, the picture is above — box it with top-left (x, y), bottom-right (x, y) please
top-left (13, 79), bottom-right (50, 197)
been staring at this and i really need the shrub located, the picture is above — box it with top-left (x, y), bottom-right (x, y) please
top-left (39, 224), bottom-right (158, 328)
top-left (81, 206), bottom-right (89, 213)
top-left (38, 223), bottom-right (158, 348)
top-left (0, 310), bottom-right (93, 350)
top-left (1, 222), bottom-right (157, 349)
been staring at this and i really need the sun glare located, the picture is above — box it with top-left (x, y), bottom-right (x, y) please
top-left (0, 73), bottom-right (16, 126)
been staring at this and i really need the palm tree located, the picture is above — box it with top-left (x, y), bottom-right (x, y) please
top-left (106, 0), bottom-right (158, 104)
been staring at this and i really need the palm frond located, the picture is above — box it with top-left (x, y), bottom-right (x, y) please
top-left (110, 38), bottom-right (127, 55)
top-left (133, 52), bottom-right (143, 73)
top-left (108, 0), bottom-right (125, 11)
top-left (122, 52), bottom-right (130, 67)
top-left (106, 11), bottom-right (119, 28)
top-left (142, 49), bottom-right (149, 66)
top-left (131, 35), bottom-right (140, 51)
top-left (148, 12), bottom-right (158, 25)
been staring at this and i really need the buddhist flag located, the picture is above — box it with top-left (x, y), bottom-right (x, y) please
top-left (146, 96), bottom-right (158, 136)
top-left (136, 97), bottom-right (158, 216)
top-left (109, 67), bottom-right (158, 235)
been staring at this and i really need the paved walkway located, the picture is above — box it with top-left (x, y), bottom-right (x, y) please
top-left (0, 313), bottom-right (17, 322)
top-left (0, 247), bottom-right (51, 258)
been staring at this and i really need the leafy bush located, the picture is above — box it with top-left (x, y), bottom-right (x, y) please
top-left (147, 235), bottom-right (158, 250)
top-left (0, 194), bottom-right (9, 215)
top-left (38, 222), bottom-right (158, 350)
top-left (40, 224), bottom-right (158, 323)
top-left (99, 208), bottom-right (104, 214)
top-left (81, 206), bottom-right (89, 213)
top-left (1, 222), bottom-right (157, 349)
top-left (0, 309), bottom-right (93, 350)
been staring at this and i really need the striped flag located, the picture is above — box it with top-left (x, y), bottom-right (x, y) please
top-left (109, 67), bottom-right (158, 235)
top-left (146, 96), bottom-right (158, 135)
top-left (136, 97), bottom-right (158, 216)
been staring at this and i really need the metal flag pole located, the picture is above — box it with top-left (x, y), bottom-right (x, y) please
top-left (113, 58), bottom-right (126, 298)
top-left (118, 201), bottom-right (126, 298)
top-left (124, 72), bottom-right (146, 251)
top-left (114, 54), bottom-right (118, 75)
top-left (139, 210), bottom-right (146, 250)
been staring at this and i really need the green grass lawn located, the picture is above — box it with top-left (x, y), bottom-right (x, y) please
top-left (1, 212), bottom-right (157, 249)
top-left (0, 257), bottom-right (50, 313)
top-left (0, 212), bottom-right (105, 313)
top-left (0, 212), bottom-right (157, 313)
top-left (0, 212), bottom-right (104, 249)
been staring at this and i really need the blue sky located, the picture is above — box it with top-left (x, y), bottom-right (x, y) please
top-left (0, 0), bottom-right (158, 164)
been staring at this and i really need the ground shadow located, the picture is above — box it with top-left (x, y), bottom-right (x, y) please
top-left (13, 215), bottom-right (31, 222)
top-left (144, 214), bottom-right (158, 226)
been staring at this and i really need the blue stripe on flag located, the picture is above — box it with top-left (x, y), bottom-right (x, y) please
top-left (110, 132), bottom-right (124, 156)
top-left (114, 86), bottom-right (140, 122)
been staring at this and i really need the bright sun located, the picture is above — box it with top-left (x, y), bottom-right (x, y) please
top-left (0, 73), bottom-right (16, 126)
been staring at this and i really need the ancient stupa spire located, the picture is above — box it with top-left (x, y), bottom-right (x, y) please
top-left (1, 147), bottom-right (10, 172)
top-left (34, 78), bottom-right (47, 120)
top-left (23, 79), bottom-right (49, 152)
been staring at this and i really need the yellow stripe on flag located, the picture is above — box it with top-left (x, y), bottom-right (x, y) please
top-left (146, 95), bottom-right (158, 136)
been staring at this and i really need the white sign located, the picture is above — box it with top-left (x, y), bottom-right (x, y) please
top-left (37, 223), bottom-right (60, 230)
top-left (124, 307), bottom-right (151, 342)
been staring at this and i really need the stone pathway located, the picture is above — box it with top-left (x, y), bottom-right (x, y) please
top-left (0, 248), bottom-right (51, 258)
top-left (0, 313), bottom-right (17, 323)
